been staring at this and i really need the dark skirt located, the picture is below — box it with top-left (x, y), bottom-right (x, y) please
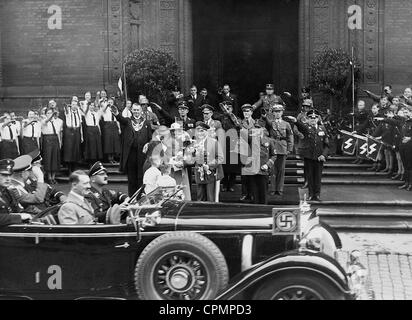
top-left (102, 122), bottom-right (121, 155)
top-left (63, 127), bottom-right (82, 162)
top-left (21, 136), bottom-right (39, 155)
top-left (0, 140), bottom-right (19, 159)
top-left (41, 134), bottom-right (61, 172)
top-left (84, 126), bottom-right (103, 161)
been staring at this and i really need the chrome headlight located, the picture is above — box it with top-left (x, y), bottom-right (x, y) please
top-left (299, 225), bottom-right (337, 258)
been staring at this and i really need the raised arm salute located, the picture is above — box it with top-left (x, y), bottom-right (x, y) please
top-left (288, 110), bottom-right (329, 202)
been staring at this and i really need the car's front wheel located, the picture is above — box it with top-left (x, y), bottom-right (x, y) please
top-left (252, 274), bottom-right (346, 300)
top-left (135, 232), bottom-right (229, 300)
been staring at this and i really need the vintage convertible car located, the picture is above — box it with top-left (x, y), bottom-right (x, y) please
top-left (0, 186), bottom-right (367, 300)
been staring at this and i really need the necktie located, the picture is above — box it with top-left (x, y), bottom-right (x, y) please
top-left (92, 113), bottom-right (96, 126)
top-left (50, 121), bottom-right (57, 135)
top-left (8, 125), bottom-right (13, 140)
top-left (74, 112), bottom-right (78, 127)
top-left (31, 123), bottom-right (35, 138)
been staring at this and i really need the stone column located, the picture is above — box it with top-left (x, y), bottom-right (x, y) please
top-left (178, 0), bottom-right (193, 92)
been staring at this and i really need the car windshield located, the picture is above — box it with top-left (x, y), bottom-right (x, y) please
top-left (135, 186), bottom-right (183, 207)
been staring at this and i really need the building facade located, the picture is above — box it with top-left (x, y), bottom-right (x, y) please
top-left (0, 0), bottom-right (411, 111)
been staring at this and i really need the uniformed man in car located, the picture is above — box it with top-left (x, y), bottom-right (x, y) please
top-left (86, 162), bottom-right (128, 223)
top-left (0, 159), bottom-right (33, 226)
top-left (22, 150), bottom-right (67, 208)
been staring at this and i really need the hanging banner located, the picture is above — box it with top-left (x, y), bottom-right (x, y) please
top-left (355, 134), bottom-right (368, 159)
top-left (340, 130), bottom-right (357, 156)
top-left (366, 135), bottom-right (383, 162)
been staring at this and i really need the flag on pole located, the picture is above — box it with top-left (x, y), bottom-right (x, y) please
top-left (340, 130), bottom-right (356, 155)
top-left (118, 77), bottom-right (123, 95)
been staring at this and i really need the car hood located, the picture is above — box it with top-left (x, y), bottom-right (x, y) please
top-left (174, 201), bottom-right (284, 232)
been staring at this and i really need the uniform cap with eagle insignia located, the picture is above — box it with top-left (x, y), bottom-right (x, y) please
top-left (0, 159), bottom-right (14, 175)
top-left (306, 110), bottom-right (321, 119)
top-left (177, 101), bottom-right (189, 110)
top-left (12, 155), bottom-right (32, 173)
top-left (271, 104), bottom-right (285, 112)
top-left (27, 149), bottom-right (42, 165)
top-left (89, 162), bottom-right (108, 177)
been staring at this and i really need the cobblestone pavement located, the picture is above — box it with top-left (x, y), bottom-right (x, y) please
top-left (340, 233), bottom-right (412, 300)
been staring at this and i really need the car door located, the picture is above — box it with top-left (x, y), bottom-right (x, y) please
top-left (0, 224), bottom-right (140, 299)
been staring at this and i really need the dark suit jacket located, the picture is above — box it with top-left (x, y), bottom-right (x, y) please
top-left (115, 114), bottom-right (153, 172)
top-left (185, 95), bottom-right (204, 120)
top-left (219, 93), bottom-right (239, 116)
top-left (295, 122), bottom-right (329, 160)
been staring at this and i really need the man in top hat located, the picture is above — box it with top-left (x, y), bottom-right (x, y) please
top-left (86, 162), bottom-right (128, 223)
top-left (264, 104), bottom-right (294, 196)
top-left (252, 84), bottom-right (285, 124)
top-left (0, 159), bottom-right (33, 226)
top-left (190, 122), bottom-right (224, 202)
top-left (288, 110), bottom-right (329, 202)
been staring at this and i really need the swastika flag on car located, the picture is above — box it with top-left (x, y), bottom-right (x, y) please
top-left (340, 130), bottom-right (356, 156)
top-left (366, 136), bottom-right (383, 162)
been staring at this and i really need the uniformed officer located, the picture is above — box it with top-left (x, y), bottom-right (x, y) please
top-left (0, 159), bottom-right (32, 226)
top-left (86, 162), bottom-right (128, 223)
top-left (289, 110), bottom-right (329, 202)
top-left (238, 104), bottom-right (257, 202)
top-left (239, 124), bottom-right (276, 205)
top-left (8, 154), bottom-right (50, 214)
top-left (24, 149), bottom-right (67, 208)
top-left (252, 84), bottom-right (285, 125)
top-left (264, 104), bottom-right (293, 196)
top-left (219, 101), bottom-right (242, 192)
top-left (176, 101), bottom-right (196, 135)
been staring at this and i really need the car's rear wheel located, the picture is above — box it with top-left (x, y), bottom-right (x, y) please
top-left (135, 232), bottom-right (229, 300)
top-left (252, 274), bottom-right (346, 300)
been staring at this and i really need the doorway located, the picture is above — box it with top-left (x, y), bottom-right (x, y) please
top-left (192, 0), bottom-right (299, 108)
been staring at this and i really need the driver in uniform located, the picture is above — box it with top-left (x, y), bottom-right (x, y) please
top-left (0, 159), bottom-right (33, 226)
top-left (86, 162), bottom-right (128, 223)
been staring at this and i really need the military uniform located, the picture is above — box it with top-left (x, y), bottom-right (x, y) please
top-left (239, 126), bottom-right (277, 205)
top-left (191, 122), bottom-right (224, 202)
top-left (264, 105), bottom-right (293, 195)
top-left (252, 84), bottom-right (285, 124)
top-left (294, 111), bottom-right (329, 201)
top-left (85, 162), bottom-right (128, 223)
top-left (239, 105), bottom-right (257, 201)
top-left (0, 160), bottom-right (24, 226)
